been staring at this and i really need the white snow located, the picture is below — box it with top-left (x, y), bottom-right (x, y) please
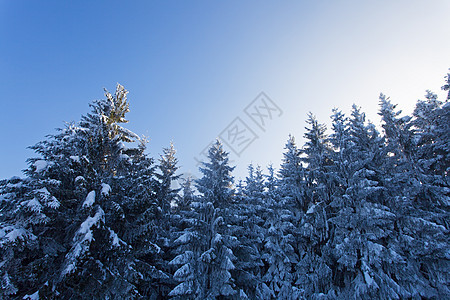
top-left (47, 197), bottom-right (60, 209)
top-left (26, 198), bottom-right (43, 213)
top-left (63, 208), bottom-right (106, 277)
top-left (4, 228), bottom-right (36, 243)
top-left (36, 187), bottom-right (60, 209)
top-left (120, 153), bottom-right (131, 162)
top-left (173, 263), bottom-right (191, 279)
top-left (367, 241), bottom-right (384, 257)
top-left (213, 233), bottom-right (222, 244)
top-left (34, 160), bottom-right (48, 173)
top-left (170, 251), bottom-right (193, 265)
top-left (75, 176), bottom-right (85, 183)
top-left (6, 228), bottom-right (27, 242)
top-left (37, 187), bottom-right (50, 195)
top-left (415, 217), bottom-right (446, 231)
top-left (268, 225), bottom-right (276, 234)
top-left (47, 179), bottom-right (61, 186)
top-left (101, 183), bottom-right (111, 196)
top-left (76, 207), bottom-right (104, 242)
top-left (109, 228), bottom-right (121, 247)
top-left (363, 270), bottom-right (375, 287)
top-left (69, 155), bottom-right (80, 163)
top-left (23, 291), bottom-right (39, 300)
top-left (240, 290), bottom-right (248, 298)
top-left (223, 256), bottom-right (235, 270)
top-left (174, 232), bottom-right (192, 244)
top-left (169, 282), bottom-right (194, 297)
top-left (306, 204), bottom-right (316, 214)
top-left (213, 216), bottom-right (223, 226)
top-left (6, 180), bottom-right (23, 189)
top-left (82, 191), bottom-right (96, 208)
top-left (149, 241), bottom-right (161, 253)
top-left (0, 193), bottom-right (12, 202)
top-left (200, 248), bottom-right (216, 263)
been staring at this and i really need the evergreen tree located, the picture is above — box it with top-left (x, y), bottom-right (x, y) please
top-left (120, 138), bottom-right (170, 298)
top-left (168, 175), bottom-right (199, 299)
top-left (412, 90), bottom-right (450, 185)
top-left (296, 115), bottom-right (335, 298)
top-left (196, 140), bottom-right (234, 209)
top-left (0, 85), bottom-right (155, 299)
top-left (379, 94), bottom-right (449, 298)
top-left (175, 176), bottom-right (195, 213)
top-left (231, 164), bottom-right (269, 298)
top-left (170, 140), bottom-right (237, 299)
top-left (153, 142), bottom-right (182, 296)
top-left (260, 136), bottom-right (301, 299)
top-left (441, 69), bottom-right (450, 101)
top-left (328, 105), bottom-right (403, 299)
top-left (278, 135), bottom-right (305, 213)
top-left (157, 142), bottom-right (181, 218)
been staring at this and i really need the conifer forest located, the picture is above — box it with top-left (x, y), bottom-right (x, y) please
top-left (1, 71), bottom-right (449, 299)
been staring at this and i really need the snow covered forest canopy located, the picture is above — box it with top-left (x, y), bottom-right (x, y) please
top-left (0, 71), bottom-right (449, 299)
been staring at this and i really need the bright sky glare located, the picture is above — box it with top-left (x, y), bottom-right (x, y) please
top-left (1, 0), bottom-right (450, 181)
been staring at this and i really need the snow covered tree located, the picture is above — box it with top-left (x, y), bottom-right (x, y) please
top-left (195, 140), bottom-right (237, 298)
top-left (230, 164), bottom-right (270, 298)
top-left (168, 176), bottom-right (199, 299)
top-left (152, 142), bottom-right (182, 296)
top-left (278, 135), bottom-right (306, 213)
top-left (196, 139), bottom-right (234, 209)
top-left (175, 176), bottom-right (195, 213)
top-left (170, 139), bottom-right (237, 299)
top-left (0, 84), bottom-right (162, 299)
top-left (157, 142), bottom-right (181, 218)
top-left (441, 69), bottom-right (450, 101)
top-left (0, 121), bottom-right (89, 298)
top-left (50, 84), bottom-right (149, 298)
top-left (119, 138), bottom-right (171, 298)
top-left (295, 115), bottom-right (335, 298)
top-left (379, 94), bottom-right (449, 298)
top-left (326, 105), bottom-right (405, 299)
top-left (412, 90), bottom-right (450, 184)
top-left (258, 137), bottom-right (301, 299)
top-left (262, 210), bottom-right (299, 299)
top-left (301, 113), bottom-right (333, 207)
top-left (0, 175), bottom-right (52, 298)
top-left (327, 108), bottom-right (350, 203)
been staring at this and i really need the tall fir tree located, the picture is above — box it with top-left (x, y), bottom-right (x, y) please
top-left (170, 140), bottom-right (237, 299)
top-left (379, 94), bottom-right (449, 298)
top-left (154, 142), bottom-right (182, 296)
top-left (295, 115), bottom-right (334, 298)
top-left (260, 136), bottom-right (301, 299)
top-left (0, 85), bottom-right (159, 299)
top-left (231, 164), bottom-right (270, 298)
top-left (328, 105), bottom-right (403, 298)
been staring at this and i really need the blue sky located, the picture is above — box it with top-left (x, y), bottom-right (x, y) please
top-left (1, 0), bottom-right (450, 181)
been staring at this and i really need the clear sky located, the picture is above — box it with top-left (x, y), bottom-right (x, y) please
top-left (1, 0), bottom-right (450, 181)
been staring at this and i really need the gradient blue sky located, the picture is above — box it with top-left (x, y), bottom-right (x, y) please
top-left (1, 0), bottom-right (450, 181)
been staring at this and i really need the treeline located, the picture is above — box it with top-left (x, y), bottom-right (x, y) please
top-left (0, 72), bottom-right (449, 299)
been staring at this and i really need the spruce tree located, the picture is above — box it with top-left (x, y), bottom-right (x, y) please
top-left (170, 140), bottom-right (237, 299)
top-left (296, 115), bottom-right (335, 298)
top-left (232, 164), bottom-right (269, 298)
top-left (0, 85), bottom-right (158, 299)
top-left (329, 105), bottom-right (403, 298)
top-left (380, 93), bottom-right (449, 298)
top-left (261, 136), bottom-right (300, 299)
